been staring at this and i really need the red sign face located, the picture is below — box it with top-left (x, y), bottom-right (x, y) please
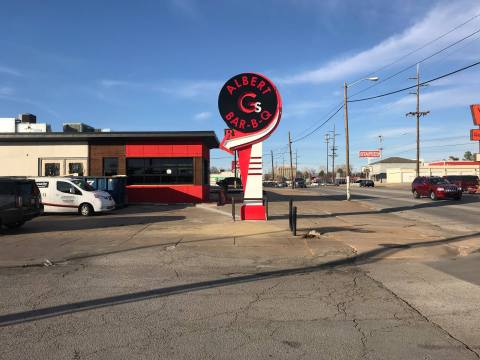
top-left (218, 73), bottom-right (281, 134)
top-left (359, 150), bottom-right (381, 158)
top-left (470, 104), bottom-right (480, 125)
top-left (470, 129), bottom-right (480, 141)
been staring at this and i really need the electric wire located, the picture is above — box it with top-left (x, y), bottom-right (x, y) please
top-left (348, 60), bottom-right (480, 103)
top-left (349, 26), bottom-right (480, 99)
top-left (350, 12), bottom-right (480, 85)
top-left (291, 105), bottom-right (344, 143)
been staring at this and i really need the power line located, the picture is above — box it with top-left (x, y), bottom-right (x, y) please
top-left (349, 26), bottom-right (480, 99)
top-left (350, 13), bottom-right (480, 85)
top-left (291, 105), bottom-right (344, 143)
top-left (348, 59), bottom-right (480, 103)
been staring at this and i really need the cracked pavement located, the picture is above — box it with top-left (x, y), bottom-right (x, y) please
top-left (1, 195), bottom-right (480, 359)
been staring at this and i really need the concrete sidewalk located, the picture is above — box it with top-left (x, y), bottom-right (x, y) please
top-left (1, 188), bottom-right (479, 268)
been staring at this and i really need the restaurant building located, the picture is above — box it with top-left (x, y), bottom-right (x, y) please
top-left (0, 131), bottom-right (219, 203)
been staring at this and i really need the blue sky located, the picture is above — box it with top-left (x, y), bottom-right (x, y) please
top-left (1, 0), bottom-right (480, 171)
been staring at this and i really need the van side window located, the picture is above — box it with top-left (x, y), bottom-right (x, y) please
top-left (57, 181), bottom-right (81, 195)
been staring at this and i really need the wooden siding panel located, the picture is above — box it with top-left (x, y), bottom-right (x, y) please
top-left (89, 143), bottom-right (126, 176)
top-left (194, 157), bottom-right (203, 185)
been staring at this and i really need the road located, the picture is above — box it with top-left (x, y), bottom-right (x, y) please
top-left (302, 185), bottom-right (480, 232)
top-left (1, 197), bottom-right (479, 359)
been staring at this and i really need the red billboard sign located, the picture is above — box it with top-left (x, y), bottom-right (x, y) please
top-left (470, 129), bottom-right (480, 141)
top-left (359, 150), bottom-right (381, 158)
top-left (470, 104), bottom-right (480, 125)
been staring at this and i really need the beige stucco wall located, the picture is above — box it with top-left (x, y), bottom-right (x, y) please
top-left (0, 142), bottom-right (88, 176)
top-left (387, 166), bottom-right (480, 183)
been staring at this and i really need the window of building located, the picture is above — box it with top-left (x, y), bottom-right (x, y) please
top-left (68, 162), bottom-right (84, 175)
top-left (103, 157), bottom-right (118, 176)
top-left (45, 163), bottom-right (60, 176)
top-left (126, 158), bottom-right (194, 185)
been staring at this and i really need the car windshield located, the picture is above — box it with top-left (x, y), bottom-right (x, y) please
top-left (71, 179), bottom-right (95, 191)
top-left (429, 178), bottom-right (449, 185)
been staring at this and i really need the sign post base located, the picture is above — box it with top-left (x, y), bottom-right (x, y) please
top-left (241, 204), bottom-right (266, 220)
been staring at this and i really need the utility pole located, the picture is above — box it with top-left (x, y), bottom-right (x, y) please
top-left (324, 134), bottom-right (330, 183)
top-left (295, 150), bottom-right (298, 177)
top-left (233, 150), bottom-right (238, 188)
top-left (344, 81), bottom-right (350, 199)
top-left (329, 124), bottom-right (339, 184)
top-left (288, 131), bottom-right (295, 189)
top-left (378, 135), bottom-right (384, 157)
top-left (406, 64), bottom-right (430, 177)
top-left (271, 150), bottom-right (275, 181)
top-left (343, 76), bottom-right (379, 200)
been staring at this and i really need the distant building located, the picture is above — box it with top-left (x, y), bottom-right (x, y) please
top-left (274, 165), bottom-right (297, 179)
top-left (0, 115), bottom-right (219, 203)
top-left (387, 161), bottom-right (480, 184)
top-left (362, 157), bottom-right (417, 181)
top-left (0, 113), bottom-right (51, 133)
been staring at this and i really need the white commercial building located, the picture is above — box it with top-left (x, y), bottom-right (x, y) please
top-left (387, 161), bottom-right (480, 184)
top-left (362, 157), bottom-right (417, 181)
top-left (0, 114), bottom-right (51, 133)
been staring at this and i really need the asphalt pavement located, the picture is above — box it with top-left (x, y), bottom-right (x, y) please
top-left (302, 185), bottom-right (480, 232)
top-left (1, 193), bottom-right (480, 359)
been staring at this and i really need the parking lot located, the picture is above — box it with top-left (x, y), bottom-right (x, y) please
top-left (1, 190), bottom-right (480, 359)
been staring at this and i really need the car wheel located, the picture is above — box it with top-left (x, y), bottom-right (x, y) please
top-left (430, 191), bottom-right (437, 201)
top-left (5, 221), bottom-right (25, 229)
top-left (79, 203), bottom-right (94, 216)
top-left (413, 190), bottom-right (420, 199)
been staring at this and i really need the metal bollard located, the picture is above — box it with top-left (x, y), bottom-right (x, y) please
top-left (288, 199), bottom-right (293, 231)
top-left (292, 206), bottom-right (297, 236)
top-left (232, 197), bottom-right (235, 221)
top-left (264, 197), bottom-right (269, 220)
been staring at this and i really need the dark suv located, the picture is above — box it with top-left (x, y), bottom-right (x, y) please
top-left (294, 178), bottom-right (306, 188)
top-left (412, 176), bottom-right (462, 200)
top-left (443, 175), bottom-right (479, 193)
top-left (0, 178), bottom-right (43, 229)
top-left (216, 177), bottom-right (243, 191)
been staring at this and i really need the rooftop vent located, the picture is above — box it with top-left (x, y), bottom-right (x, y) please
top-left (18, 113), bottom-right (36, 124)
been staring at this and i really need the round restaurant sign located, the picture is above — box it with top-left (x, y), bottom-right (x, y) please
top-left (218, 73), bottom-right (281, 134)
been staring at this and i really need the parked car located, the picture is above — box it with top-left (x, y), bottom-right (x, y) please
top-left (275, 181), bottom-right (288, 188)
top-left (31, 177), bottom-right (115, 216)
top-left (411, 176), bottom-right (462, 200)
top-left (294, 178), bottom-right (306, 188)
top-left (262, 181), bottom-right (276, 188)
top-left (443, 175), bottom-right (479, 193)
top-left (216, 177), bottom-right (243, 191)
top-left (358, 179), bottom-right (374, 187)
top-left (0, 178), bottom-right (43, 229)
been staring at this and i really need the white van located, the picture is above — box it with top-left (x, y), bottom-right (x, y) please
top-left (31, 177), bottom-right (116, 216)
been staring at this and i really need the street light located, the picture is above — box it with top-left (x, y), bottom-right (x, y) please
top-left (344, 76), bottom-right (379, 200)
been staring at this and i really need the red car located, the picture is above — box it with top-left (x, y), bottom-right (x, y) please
top-left (412, 176), bottom-right (462, 200)
top-left (443, 175), bottom-right (479, 194)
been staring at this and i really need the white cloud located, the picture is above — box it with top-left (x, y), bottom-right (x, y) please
top-left (0, 86), bottom-right (14, 96)
top-left (278, 1), bottom-right (480, 85)
top-left (98, 79), bottom-right (220, 100)
top-left (194, 111), bottom-right (211, 120)
top-left (99, 79), bottom-right (134, 88)
top-left (0, 65), bottom-right (21, 77)
top-left (387, 85), bottom-right (480, 111)
top-left (169, 0), bottom-right (200, 19)
top-left (283, 100), bottom-right (327, 118)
